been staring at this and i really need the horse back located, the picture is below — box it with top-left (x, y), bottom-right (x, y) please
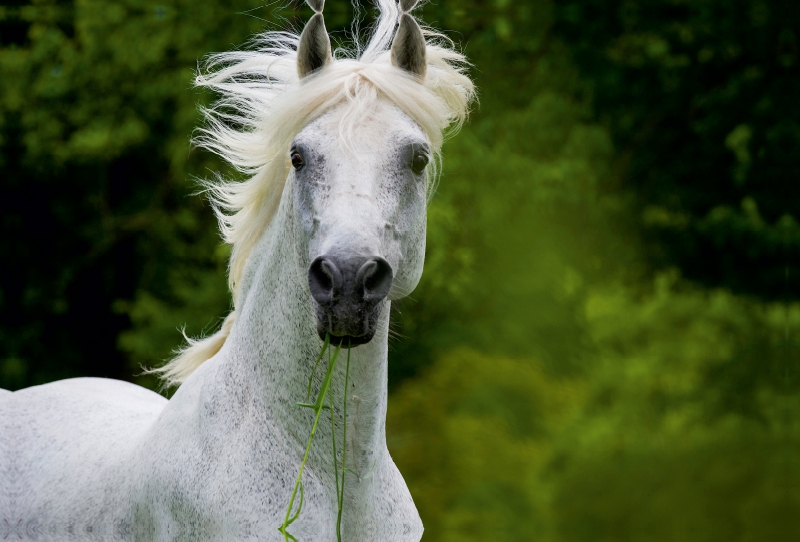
top-left (1, 378), bottom-right (167, 536)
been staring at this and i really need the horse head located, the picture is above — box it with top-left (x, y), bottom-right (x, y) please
top-left (156, 0), bottom-right (474, 385)
top-left (294, 0), bottom-right (430, 345)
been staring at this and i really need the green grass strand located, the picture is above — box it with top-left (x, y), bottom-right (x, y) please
top-left (336, 343), bottom-right (351, 541)
top-left (305, 334), bottom-right (330, 402)
top-left (279, 340), bottom-right (341, 541)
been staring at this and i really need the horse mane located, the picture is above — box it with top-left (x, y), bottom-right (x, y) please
top-left (152, 0), bottom-right (476, 386)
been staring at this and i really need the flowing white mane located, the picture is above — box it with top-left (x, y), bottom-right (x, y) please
top-left (155, 0), bottom-right (475, 385)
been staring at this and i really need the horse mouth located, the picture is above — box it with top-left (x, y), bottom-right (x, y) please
top-left (314, 309), bottom-right (380, 347)
top-left (325, 333), bottom-right (373, 347)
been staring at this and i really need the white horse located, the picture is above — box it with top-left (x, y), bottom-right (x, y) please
top-left (0, 0), bottom-right (474, 539)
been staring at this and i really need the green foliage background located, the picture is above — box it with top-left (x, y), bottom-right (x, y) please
top-left (1, 0), bottom-right (798, 539)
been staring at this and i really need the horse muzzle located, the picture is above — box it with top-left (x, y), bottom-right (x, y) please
top-left (307, 255), bottom-right (393, 346)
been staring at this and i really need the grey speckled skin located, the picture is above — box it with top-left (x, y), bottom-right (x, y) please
top-left (0, 102), bottom-right (427, 541)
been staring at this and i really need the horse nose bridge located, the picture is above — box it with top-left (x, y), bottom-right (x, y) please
top-left (317, 192), bottom-right (385, 255)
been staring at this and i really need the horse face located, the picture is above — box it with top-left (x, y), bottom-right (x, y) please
top-left (292, 101), bottom-right (429, 346)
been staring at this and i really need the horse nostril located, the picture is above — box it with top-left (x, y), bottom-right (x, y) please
top-left (308, 257), bottom-right (341, 303)
top-left (357, 257), bottom-right (393, 301)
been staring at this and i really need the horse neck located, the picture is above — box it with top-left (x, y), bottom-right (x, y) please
top-left (215, 178), bottom-right (391, 467)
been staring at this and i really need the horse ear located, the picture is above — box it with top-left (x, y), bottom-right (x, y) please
top-left (391, 13), bottom-right (426, 79)
top-left (297, 13), bottom-right (332, 78)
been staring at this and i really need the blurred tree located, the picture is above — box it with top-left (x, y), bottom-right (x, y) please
top-left (544, 275), bottom-right (800, 542)
top-left (554, 0), bottom-right (800, 300)
top-left (389, 282), bottom-right (800, 541)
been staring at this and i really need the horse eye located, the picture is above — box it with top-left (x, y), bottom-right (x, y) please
top-left (411, 153), bottom-right (429, 174)
top-left (291, 151), bottom-right (304, 170)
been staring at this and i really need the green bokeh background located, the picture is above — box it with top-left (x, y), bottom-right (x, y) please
top-left (2, 0), bottom-right (799, 539)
